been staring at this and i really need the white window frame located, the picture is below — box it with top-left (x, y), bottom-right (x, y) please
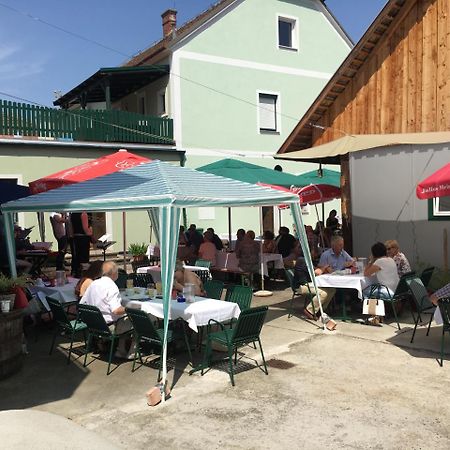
top-left (257, 91), bottom-right (281, 134)
top-left (277, 14), bottom-right (299, 51)
top-left (431, 198), bottom-right (450, 218)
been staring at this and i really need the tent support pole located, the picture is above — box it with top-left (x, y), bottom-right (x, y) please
top-left (254, 207), bottom-right (272, 297)
top-left (122, 212), bottom-right (127, 271)
top-left (4, 212), bottom-right (17, 278)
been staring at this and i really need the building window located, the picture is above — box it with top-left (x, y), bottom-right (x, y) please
top-left (258, 93), bottom-right (278, 132)
top-left (429, 197), bottom-right (450, 220)
top-left (278, 16), bottom-right (298, 50)
top-left (138, 95), bottom-right (146, 115)
top-left (157, 89), bottom-right (166, 116)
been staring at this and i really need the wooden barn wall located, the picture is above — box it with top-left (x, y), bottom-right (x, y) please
top-left (314, 0), bottom-right (450, 145)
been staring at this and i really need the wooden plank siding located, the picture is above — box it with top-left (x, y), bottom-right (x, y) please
top-left (309, 0), bottom-right (449, 148)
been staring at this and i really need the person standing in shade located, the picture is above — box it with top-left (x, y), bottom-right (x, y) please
top-left (70, 211), bottom-right (93, 278)
top-left (50, 212), bottom-right (68, 271)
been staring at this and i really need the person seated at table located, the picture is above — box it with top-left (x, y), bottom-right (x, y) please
top-left (236, 230), bottom-right (260, 278)
top-left (318, 235), bottom-right (354, 273)
top-left (173, 261), bottom-right (205, 296)
top-left (198, 231), bottom-right (217, 267)
top-left (430, 282), bottom-right (450, 306)
top-left (207, 227), bottom-right (224, 251)
top-left (185, 224), bottom-right (203, 253)
top-left (74, 259), bottom-right (104, 300)
top-left (14, 225), bottom-right (35, 274)
top-left (234, 228), bottom-right (246, 252)
top-left (363, 242), bottom-right (399, 299)
top-left (275, 226), bottom-right (299, 266)
top-left (262, 230), bottom-right (276, 253)
top-left (293, 256), bottom-right (336, 322)
top-left (80, 261), bottom-right (133, 359)
top-left (384, 239), bottom-right (411, 277)
top-left (177, 226), bottom-right (195, 262)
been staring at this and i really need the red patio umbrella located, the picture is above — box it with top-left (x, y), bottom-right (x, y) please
top-left (29, 149), bottom-right (150, 267)
top-left (29, 149), bottom-right (150, 194)
top-left (291, 184), bottom-right (341, 205)
top-left (416, 163), bottom-right (450, 199)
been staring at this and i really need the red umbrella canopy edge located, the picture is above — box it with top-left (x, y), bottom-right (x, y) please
top-left (416, 163), bottom-right (450, 200)
top-left (29, 149), bottom-right (151, 194)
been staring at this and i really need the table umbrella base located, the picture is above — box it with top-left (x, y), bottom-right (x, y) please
top-left (253, 290), bottom-right (273, 297)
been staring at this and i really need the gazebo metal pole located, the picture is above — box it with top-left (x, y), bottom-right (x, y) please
top-left (228, 207), bottom-right (232, 250)
top-left (254, 207), bottom-right (272, 297)
top-left (122, 212), bottom-right (127, 270)
top-left (4, 212), bottom-right (17, 278)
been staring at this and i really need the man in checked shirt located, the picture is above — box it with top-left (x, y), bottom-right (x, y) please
top-left (430, 282), bottom-right (450, 305)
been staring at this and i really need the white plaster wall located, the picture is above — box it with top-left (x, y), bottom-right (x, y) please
top-left (350, 143), bottom-right (450, 269)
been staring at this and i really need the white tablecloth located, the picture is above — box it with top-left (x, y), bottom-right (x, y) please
top-left (126, 296), bottom-right (241, 333)
top-left (315, 273), bottom-right (372, 299)
top-left (30, 280), bottom-right (79, 311)
top-left (136, 265), bottom-right (211, 282)
top-left (215, 252), bottom-right (284, 277)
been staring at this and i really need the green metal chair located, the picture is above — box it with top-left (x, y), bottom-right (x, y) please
top-left (47, 297), bottom-right (87, 364)
top-left (365, 271), bottom-right (416, 330)
top-left (125, 307), bottom-right (192, 379)
top-left (114, 269), bottom-right (128, 289)
top-left (420, 266), bottom-right (435, 290)
top-left (405, 277), bottom-right (436, 343)
top-left (437, 298), bottom-right (450, 367)
top-left (284, 268), bottom-right (315, 319)
top-left (224, 285), bottom-right (253, 311)
top-left (195, 259), bottom-right (212, 269)
top-left (204, 280), bottom-right (224, 300)
top-left (78, 304), bottom-right (133, 375)
top-left (131, 273), bottom-right (154, 288)
top-left (201, 306), bottom-right (269, 386)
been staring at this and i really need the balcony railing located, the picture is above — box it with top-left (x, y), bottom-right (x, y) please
top-left (0, 99), bottom-right (174, 145)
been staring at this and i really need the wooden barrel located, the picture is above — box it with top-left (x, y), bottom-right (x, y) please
top-left (0, 310), bottom-right (23, 379)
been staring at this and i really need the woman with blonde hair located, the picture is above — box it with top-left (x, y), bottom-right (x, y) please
top-left (384, 239), bottom-right (411, 277)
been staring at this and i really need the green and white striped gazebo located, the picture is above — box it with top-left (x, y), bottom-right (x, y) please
top-left (1, 160), bottom-right (319, 394)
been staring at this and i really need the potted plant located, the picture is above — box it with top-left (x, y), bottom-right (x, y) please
top-left (0, 274), bottom-right (27, 311)
top-left (127, 243), bottom-right (148, 262)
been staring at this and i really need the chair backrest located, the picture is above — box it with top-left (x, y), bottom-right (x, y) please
top-left (438, 298), bottom-right (450, 330)
top-left (195, 259), bottom-right (212, 269)
top-left (225, 285), bottom-right (253, 311)
top-left (204, 280), bottom-right (224, 300)
top-left (115, 270), bottom-right (128, 289)
top-left (47, 297), bottom-right (70, 327)
top-left (125, 307), bottom-right (162, 342)
top-left (284, 269), bottom-right (296, 292)
top-left (393, 271), bottom-right (416, 297)
top-left (232, 306), bottom-right (268, 344)
top-left (78, 304), bottom-right (111, 336)
top-left (420, 266), bottom-right (435, 288)
top-left (405, 277), bottom-right (434, 312)
top-left (132, 273), bottom-right (154, 288)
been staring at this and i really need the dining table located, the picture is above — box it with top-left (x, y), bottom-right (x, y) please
top-left (122, 294), bottom-right (241, 333)
top-left (315, 272), bottom-right (372, 321)
top-left (215, 251), bottom-right (284, 277)
top-left (29, 278), bottom-right (79, 311)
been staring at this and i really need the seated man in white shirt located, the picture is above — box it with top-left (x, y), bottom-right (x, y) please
top-left (80, 261), bottom-right (133, 359)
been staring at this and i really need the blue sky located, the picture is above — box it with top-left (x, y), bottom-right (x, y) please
top-left (0, 0), bottom-right (387, 107)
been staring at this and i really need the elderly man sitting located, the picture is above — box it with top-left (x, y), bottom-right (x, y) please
top-left (318, 235), bottom-right (355, 273)
top-left (80, 261), bottom-right (133, 359)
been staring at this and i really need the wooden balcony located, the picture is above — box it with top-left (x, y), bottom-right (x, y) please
top-left (0, 100), bottom-right (174, 145)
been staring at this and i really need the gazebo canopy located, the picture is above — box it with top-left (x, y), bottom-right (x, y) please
top-left (196, 158), bottom-right (300, 188)
top-left (1, 160), bottom-right (318, 396)
top-left (2, 161), bottom-right (301, 213)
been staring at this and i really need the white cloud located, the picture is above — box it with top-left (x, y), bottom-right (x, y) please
top-left (0, 44), bottom-right (45, 81)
